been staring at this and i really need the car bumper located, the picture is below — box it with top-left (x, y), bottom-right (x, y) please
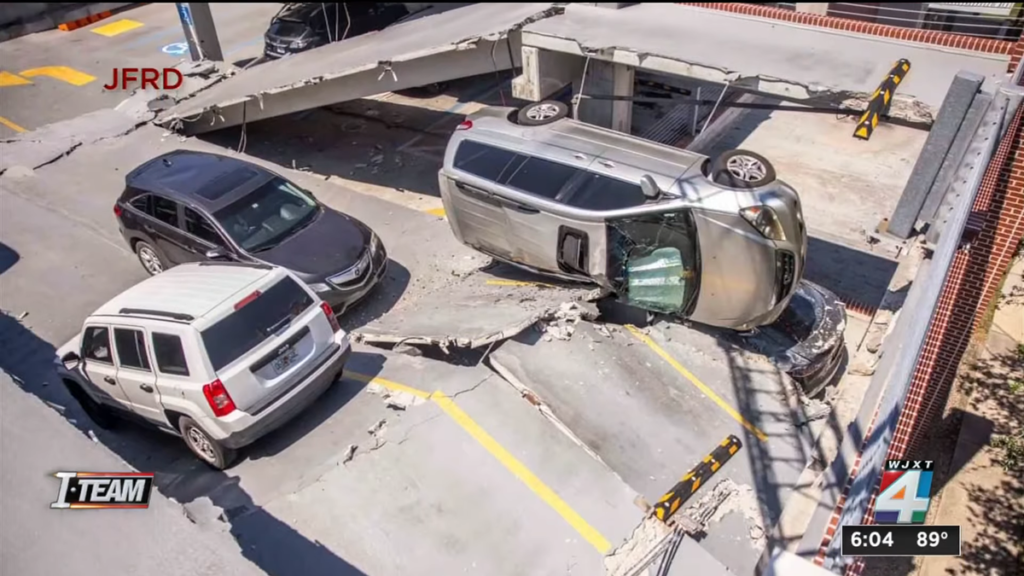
top-left (316, 246), bottom-right (389, 314)
top-left (218, 334), bottom-right (352, 450)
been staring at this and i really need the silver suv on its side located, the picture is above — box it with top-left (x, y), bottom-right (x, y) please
top-left (55, 261), bottom-right (352, 469)
top-left (438, 100), bottom-right (808, 331)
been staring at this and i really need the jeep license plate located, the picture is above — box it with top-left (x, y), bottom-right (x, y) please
top-left (272, 347), bottom-right (299, 375)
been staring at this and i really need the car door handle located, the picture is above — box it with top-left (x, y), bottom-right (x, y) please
top-left (139, 384), bottom-right (154, 393)
top-left (103, 376), bottom-right (116, 385)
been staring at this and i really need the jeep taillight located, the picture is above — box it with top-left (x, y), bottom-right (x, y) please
top-left (456, 120), bottom-right (472, 131)
top-left (320, 301), bottom-right (340, 333)
top-left (114, 204), bottom-right (123, 218)
top-left (202, 379), bottom-right (236, 417)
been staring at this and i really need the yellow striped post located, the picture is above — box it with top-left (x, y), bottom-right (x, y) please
top-left (652, 435), bottom-right (743, 523)
top-left (854, 59), bottom-right (911, 141)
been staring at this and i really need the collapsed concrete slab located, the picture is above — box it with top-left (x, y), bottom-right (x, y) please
top-left (158, 3), bottom-right (562, 135)
top-left (519, 3), bottom-right (1010, 115)
top-left (489, 318), bottom-right (817, 576)
top-left (0, 112), bottom-right (590, 352)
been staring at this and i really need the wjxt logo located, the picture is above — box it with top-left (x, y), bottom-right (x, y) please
top-left (50, 472), bottom-right (154, 509)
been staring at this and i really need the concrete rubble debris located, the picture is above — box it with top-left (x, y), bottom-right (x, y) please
top-left (603, 515), bottom-right (675, 576)
top-left (365, 382), bottom-right (426, 410)
top-left (686, 479), bottom-right (768, 553)
top-left (536, 301), bottom-right (600, 342)
top-left (342, 444), bottom-right (358, 464)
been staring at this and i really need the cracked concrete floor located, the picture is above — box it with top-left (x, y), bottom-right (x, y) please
top-left (0, 119), bottom-right (643, 575)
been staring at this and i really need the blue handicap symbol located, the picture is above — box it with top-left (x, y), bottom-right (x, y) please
top-left (162, 42), bottom-right (189, 56)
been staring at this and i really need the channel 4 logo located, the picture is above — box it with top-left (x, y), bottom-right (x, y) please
top-left (874, 460), bottom-right (934, 524)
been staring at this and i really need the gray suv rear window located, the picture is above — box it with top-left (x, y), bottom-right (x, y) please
top-left (565, 173), bottom-right (647, 211)
top-left (453, 140), bottom-right (519, 182)
top-left (201, 276), bottom-right (314, 372)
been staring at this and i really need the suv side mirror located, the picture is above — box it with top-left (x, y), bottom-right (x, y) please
top-left (205, 247), bottom-right (231, 260)
top-left (61, 351), bottom-right (82, 371)
top-left (640, 175), bottom-right (661, 199)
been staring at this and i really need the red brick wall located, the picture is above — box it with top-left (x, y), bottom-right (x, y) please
top-left (813, 102), bottom-right (1024, 575)
top-left (678, 3), bottom-right (1021, 72)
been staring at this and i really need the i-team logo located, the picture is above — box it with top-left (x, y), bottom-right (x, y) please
top-left (874, 460), bottom-right (934, 524)
top-left (50, 472), bottom-right (155, 509)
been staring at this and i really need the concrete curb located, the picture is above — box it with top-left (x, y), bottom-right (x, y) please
top-left (0, 3), bottom-right (139, 42)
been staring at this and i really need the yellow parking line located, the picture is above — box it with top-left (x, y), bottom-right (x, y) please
top-left (485, 279), bottom-right (557, 289)
top-left (425, 207), bottom-right (446, 217)
top-left (624, 324), bottom-right (769, 442)
top-left (346, 371), bottom-right (431, 399)
top-left (0, 116), bottom-right (26, 133)
top-left (344, 370), bottom-right (612, 554)
top-left (0, 71), bottom-right (32, 87)
top-left (91, 19), bottom-right (144, 37)
top-left (19, 66), bottom-right (96, 86)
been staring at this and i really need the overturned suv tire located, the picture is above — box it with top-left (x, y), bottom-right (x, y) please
top-left (517, 100), bottom-right (570, 126)
top-left (710, 149), bottom-right (776, 189)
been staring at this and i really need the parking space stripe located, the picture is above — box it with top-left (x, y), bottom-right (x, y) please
top-left (0, 116), bottom-right (27, 133)
top-left (91, 19), bottom-right (144, 37)
top-left (485, 279), bottom-right (557, 289)
top-left (346, 371), bottom-right (431, 399)
top-left (19, 67), bottom-right (95, 86)
top-left (624, 325), bottom-right (769, 442)
top-left (431, 391), bottom-right (613, 554)
top-left (425, 207), bottom-right (446, 217)
top-left (343, 370), bottom-right (612, 554)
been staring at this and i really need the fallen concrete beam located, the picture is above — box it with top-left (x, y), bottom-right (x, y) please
top-left (520, 3), bottom-right (1009, 118)
top-left (159, 3), bottom-right (561, 135)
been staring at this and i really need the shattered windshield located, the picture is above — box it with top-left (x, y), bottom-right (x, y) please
top-left (607, 211), bottom-right (700, 315)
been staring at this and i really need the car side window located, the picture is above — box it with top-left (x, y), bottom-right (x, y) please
top-left (113, 328), bottom-right (151, 372)
top-left (184, 207), bottom-right (224, 247)
top-left (152, 196), bottom-right (181, 228)
top-left (564, 173), bottom-right (648, 211)
top-left (151, 333), bottom-right (190, 376)
top-left (129, 194), bottom-right (151, 215)
top-left (82, 326), bottom-right (114, 364)
top-left (505, 156), bottom-right (580, 200)
top-left (453, 141), bottom-right (520, 183)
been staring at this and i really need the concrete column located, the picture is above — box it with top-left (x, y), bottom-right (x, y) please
top-left (176, 3), bottom-right (223, 62)
top-left (512, 46), bottom-right (584, 102)
top-left (795, 3), bottom-right (829, 15)
top-left (575, 59), bottom-right (634, 133)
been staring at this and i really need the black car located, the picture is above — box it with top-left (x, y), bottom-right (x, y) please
top-left (114, 150), bottom-right (388, 313)
top-left (263, 2), bottom-right (413, 60)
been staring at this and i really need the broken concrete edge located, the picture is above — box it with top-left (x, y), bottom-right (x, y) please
top-left (156, 4), bottom-right (566, 126)
top-left (487, 353), bottom-right (619, 473)
top-left (0, 61), bottom-right (230, 176)
top-left (521, 32), bottom-right (936, 125)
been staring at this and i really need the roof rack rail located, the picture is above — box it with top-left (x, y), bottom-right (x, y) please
top-left (197, 261), bottom-right (272, 270)
top-left (118, 308), bottom-right (195, 322)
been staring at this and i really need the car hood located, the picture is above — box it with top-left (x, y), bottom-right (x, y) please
top-left (254, 208), bottom-right (370, 279)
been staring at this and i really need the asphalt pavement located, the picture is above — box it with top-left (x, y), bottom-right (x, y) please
top-left (0, 3), bottom-right (281, 133)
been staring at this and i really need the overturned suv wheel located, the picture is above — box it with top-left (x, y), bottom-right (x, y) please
top-left (178, 416), bottom-right (237, 470)
top-left (710, 149), bottom-right (776, 189)
top-left (517, 100), bottom-right (570, 126)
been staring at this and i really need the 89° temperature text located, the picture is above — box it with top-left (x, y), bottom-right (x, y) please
top-left (841, 525), bottom-right (961, 557)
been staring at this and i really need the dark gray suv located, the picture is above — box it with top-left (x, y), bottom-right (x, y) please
top-left (114, 150), bottom-right (387, 314)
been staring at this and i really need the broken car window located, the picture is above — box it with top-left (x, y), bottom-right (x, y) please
top-left (607, 212), bottom-right (700, 315)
